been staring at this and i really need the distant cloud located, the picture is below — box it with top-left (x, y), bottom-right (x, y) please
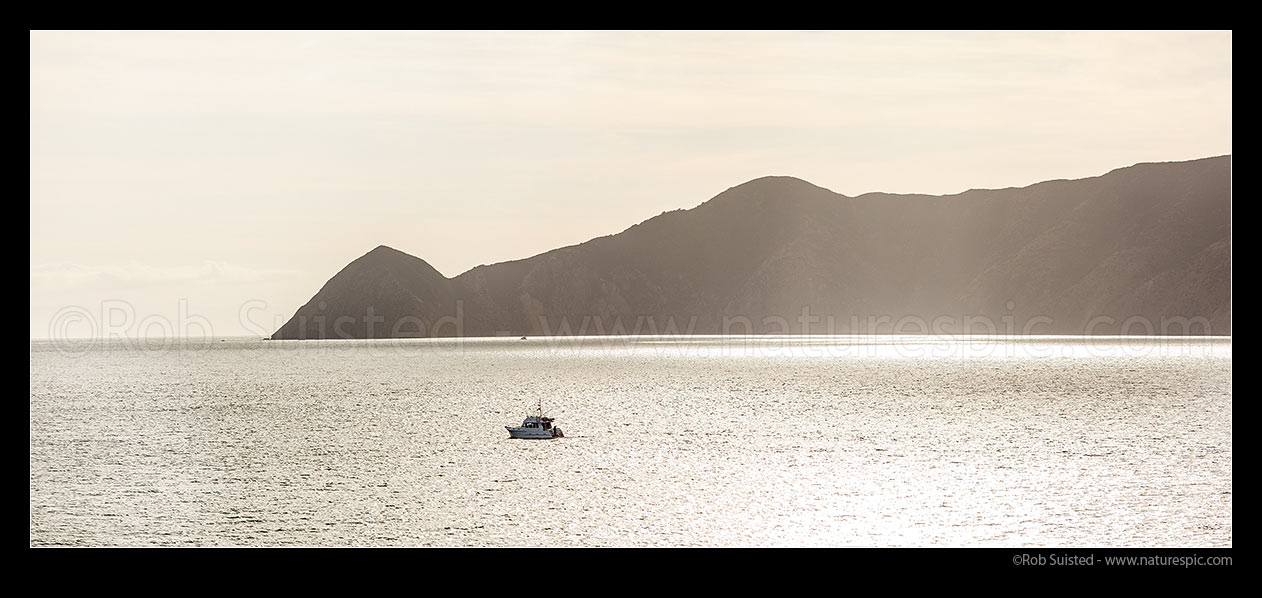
top-left (30, 261), bottom-right (299, 287)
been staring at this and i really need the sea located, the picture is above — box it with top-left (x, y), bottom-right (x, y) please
top-left (29, 335), bottom-right (1232, 547)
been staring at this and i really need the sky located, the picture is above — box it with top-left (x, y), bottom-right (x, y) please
top-left (29, 30), bottom-right (1232, 339)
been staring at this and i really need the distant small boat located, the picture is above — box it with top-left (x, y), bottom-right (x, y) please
top-left (506, 399), bottom-right (563, 439)
top-left (520, 336), bottom-right (528, 340)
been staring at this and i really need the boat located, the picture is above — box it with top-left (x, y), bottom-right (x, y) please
top-left (506, 399), bottom-right (564, 439)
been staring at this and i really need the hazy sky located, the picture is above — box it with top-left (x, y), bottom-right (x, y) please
top-left (30, 30), bottom-right (1232, 338)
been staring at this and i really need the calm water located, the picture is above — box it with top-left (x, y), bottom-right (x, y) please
top-left (29, 335), bottom-right (1231, 547)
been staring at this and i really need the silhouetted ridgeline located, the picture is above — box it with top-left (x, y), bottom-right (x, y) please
top-left (272, 156), bottom-right (1231, 338)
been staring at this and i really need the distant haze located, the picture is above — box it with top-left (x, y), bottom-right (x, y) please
top-left (29, 31), bottom-right (1232, 338)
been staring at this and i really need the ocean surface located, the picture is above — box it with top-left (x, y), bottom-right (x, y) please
top-left (29, 335), bottom-right (1231, 547)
